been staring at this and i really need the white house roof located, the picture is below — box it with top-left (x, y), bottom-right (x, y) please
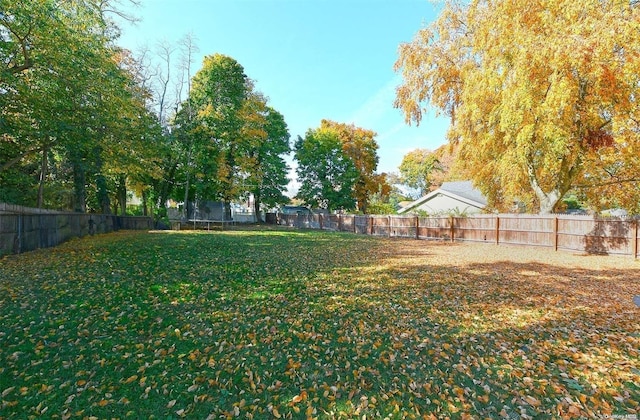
top-left (398, 181), bottom-right (487, 214)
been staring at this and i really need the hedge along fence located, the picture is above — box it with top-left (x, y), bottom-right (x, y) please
top-left (270, 213), bottom-right (640, 257)
top-left (0, 203), bottom-right (153, 255)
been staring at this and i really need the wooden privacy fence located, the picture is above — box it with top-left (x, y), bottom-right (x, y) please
top-left (0, 204), bottom-right (153, 255)
top-left (270, 213), bottom-right (640, 257)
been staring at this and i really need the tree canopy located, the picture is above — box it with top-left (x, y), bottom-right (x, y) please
top-left (174, 55), bottom-right (291, 217)
top-left (186, 53), bottom-right (249, 203)
top-left (395, 0), bottom-right (640, 213)
top-left (1, 3), bottom-right (291, 219)
top-left (398, 149), bottom-right (442, 197)
top-left (230, 89), bottom-right (291, 220)
top-left (294, 127), bottom-right (358, 212)
top-left (318, 120), bottom-right (379, 213)
top-left (0, 0), bottom-right (161, 212)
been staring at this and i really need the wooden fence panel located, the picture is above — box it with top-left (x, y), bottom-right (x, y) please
top-left (310, 214), bottom-right (322, 229)
top-left (0, 203), bottom-right (62, 214)
top-left (557, 216), bottom-right (634, 255)
top-left (497, 215), bottom-right (555, 247)
top-left (417, 216), bottom-right (451, 240)
top-left (0, 211), bottom-right (151, 255)
top-left (454, 215), bottom-right (497, 243)
top-left (354, 215), bottom-right (369, 235)
top-left (278, 214), bottom-right (296, 227)
top-left (117, 216), bottom-right (154, 230)
top-left (557, 216), bottom-right (590, 252)
top-left (325, 215), bottom-right (339, 231)
top-left (266, 212), bottom-right (639, 257)
top-left (390, 216), bottom-right (417, 238)
top-left (281, 213), bottom-right (322, 229)
top-left (371, 216), bottom-right (390, 236)
top-left (340, 215), bottom-right (355, 233)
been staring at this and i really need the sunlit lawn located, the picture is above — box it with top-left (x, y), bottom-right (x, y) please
top-left (0, 228), bottom-right (638, 419)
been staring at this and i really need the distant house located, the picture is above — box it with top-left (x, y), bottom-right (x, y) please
top-left (398, 181), bottom-right (487, 215)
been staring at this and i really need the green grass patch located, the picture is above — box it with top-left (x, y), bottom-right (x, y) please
top-left (0, 229), bottom-right (638, 418)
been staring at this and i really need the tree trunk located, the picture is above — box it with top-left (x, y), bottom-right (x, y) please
top-left (536, 189), bottom-right (562, 214)
top-left (37, 142), bottom-right (48, 208)
top-left (142, 188), bottom-right (149, 216)
top-left (72, 161), bottom-right (87, 213)
top-left (116, 175), bottom-right (127, 216)
top-left (527, 163), bottom-right (568, 214)
top-left (96, 173), bottom-right (111, 214)
top-left (527, 153), bottom-right (581, 214)
top-left (183, 171), bottom-right (190, 220)
top-left (253, 191), bottom-right (262, 223)
top-left (93, 146), bottom-right (111, 215)
top-left (528, 168), bottom-right (562, 214)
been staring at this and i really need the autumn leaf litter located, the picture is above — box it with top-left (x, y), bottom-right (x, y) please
top-left (0, 229), bottom-right (638, 419)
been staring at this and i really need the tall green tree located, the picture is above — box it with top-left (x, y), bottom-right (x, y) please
top-left (178, 54), bottom-right (291, 219)
top-left (0, 0), bottom-right (153, 212)
top-left (395, 0), bottom-right (640, 213)
top-left (103, 50), bottom-right (164, 216)
top-left (1, 0), bottom-right (86, 205)
top-left (239, 93), bottom-right (291, 220)
top-left (187, 54), bottom-right (249, 204)
top-left (108, 49), bottom-right (165, 216)
top-left (295, 128), bottom-right (358, 212)
top-left (399, 149), bottom-right (442, 197)
top-left (318, 120), bottom-right (379, 213)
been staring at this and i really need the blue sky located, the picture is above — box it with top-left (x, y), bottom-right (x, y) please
top-left (116, 0), bottom-right (450, 178)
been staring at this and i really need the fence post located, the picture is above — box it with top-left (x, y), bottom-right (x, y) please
top-left (553, 216), bottom-right (559, 251)
top-left (339, 214), bottom-right (343, 231)
top-left (415, 215), bottom-right (419, 240)
top-left (633, 220), bottom-right (638, 259)
top-left (388, 215), bottom-right (392, 237)
top-left (369, 216), bottom-right (373, 236)
top-left (353, 215), bottom-right (356, 233)
top-left (495, 215), bottom-right (500, 245)
top-left (319, 213), bottom-right (323, 230)
top-left (450, 216), bottom-right (455, 242)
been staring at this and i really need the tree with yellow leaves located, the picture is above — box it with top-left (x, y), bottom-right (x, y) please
top-left (395, 0), bottom-right (640, 213)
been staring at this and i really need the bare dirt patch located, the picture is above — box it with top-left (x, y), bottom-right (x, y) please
top-left (380, 239), bottom-right (640, 270)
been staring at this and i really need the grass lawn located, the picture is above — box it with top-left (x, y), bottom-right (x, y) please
top-left (0, 228), bottom-right (638, 419)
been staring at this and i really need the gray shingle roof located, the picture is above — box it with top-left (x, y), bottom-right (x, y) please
top-left (439, 181), bottom-right (488, 206)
